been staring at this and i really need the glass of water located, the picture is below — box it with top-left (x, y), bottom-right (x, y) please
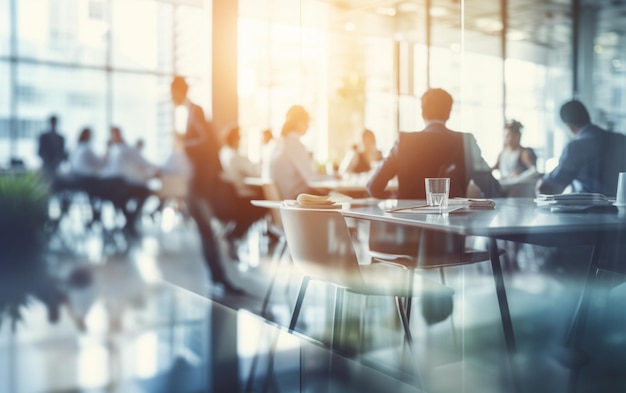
top-left (425, 178), bottom-right (450, 214)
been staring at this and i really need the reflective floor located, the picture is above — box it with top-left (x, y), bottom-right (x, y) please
top-left (3, 197), bottom-right (626, 392)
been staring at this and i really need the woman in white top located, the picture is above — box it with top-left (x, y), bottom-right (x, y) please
top-left (69, 127), bottom-right (103, 177)
top-left (492, 120), bottom-right (540, 197)
top-left (269, 105), bottom-right (330, 199)
top-left (219, 124), bottom-right (262, 199)
top-left (493, 120), bottom-right (537, 179)
top-left (101, 126), bottom-right (158, 184)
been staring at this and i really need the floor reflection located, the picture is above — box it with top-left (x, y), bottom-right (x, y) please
top-left (3, 197), bottom-right (626, 392)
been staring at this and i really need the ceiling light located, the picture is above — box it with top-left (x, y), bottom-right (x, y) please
top-left (475, 18), bottom-right (503, 33)
top-left (344, 22), bottom-right (356, 32)
top-left (507, 30), bottom-right (527, 41)
top-left (397, 2), bottom-right (419, 12)
top-left (429, 6), bottom-right (447, 17)
top-left (376, 7), bottom-right (396, 16)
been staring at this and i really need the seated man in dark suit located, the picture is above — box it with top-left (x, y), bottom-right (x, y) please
top-left (367, 88), bottom-right (501, 199)
top-left (537, 99), bottom-right (626, 196)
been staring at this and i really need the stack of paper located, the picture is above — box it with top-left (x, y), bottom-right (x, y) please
top-left (449, 198), bottom-right (497, 209)
top-left (534, 193), bottom-right (611, 207)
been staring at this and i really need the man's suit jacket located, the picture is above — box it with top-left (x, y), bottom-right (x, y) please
top-left (367, 123), bottom-right (500, 199)
top-left (38, 131), bottom-right (65, 171)
top-left (182, 102), bottom-right (222, 195)
top-left (541, 124), bottom-right (626, 196)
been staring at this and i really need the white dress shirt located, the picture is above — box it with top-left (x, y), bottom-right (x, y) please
top-left (69, 142), bottom-right (103, 177)
top-left (269, 131), bottom-right (327, 199)
top-left (101, 142), bottom-right (157, 184)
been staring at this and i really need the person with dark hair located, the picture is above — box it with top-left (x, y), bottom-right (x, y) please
top-left (367, 88), bottom-right (501, 199)
top-left (101, 126), bottom-right (157, 234)
top-left (170, 75), bottom-right (244, 294)
top-left (537, 99), bottom-right (626, 195)
top-left (218, 124), bottom-right (267, 253)
top-left (69, 127), bottom-right (103, 177)
top-left (339, 129), bottom-right (383, 175)
top-left (493, 120), bottom-right (537, 179)
top-left (38, 114), bottom-right (67, 181)
top-left (219, 124), bottom-right (262, 199)
top-left (269, 105), bottom-right (332, 199)
top-left (492, 120), bottom-right (541, 197)
top-left (260, 128), bottom-right (275, 179)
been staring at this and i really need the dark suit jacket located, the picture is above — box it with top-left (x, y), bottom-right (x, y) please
top-left (38, 131), bottom-right (65, 171)
top-left (182, 102), bottom-right (223, 195)
top-left (367, 123), bottom-right (501, 199)
top-left (540, 124), bottom-right (626, 196)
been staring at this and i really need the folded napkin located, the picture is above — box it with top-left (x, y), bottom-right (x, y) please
top-left (295, 192), bottom-right (353, 208)
top-left (450, 198), bottom-right (496, 209)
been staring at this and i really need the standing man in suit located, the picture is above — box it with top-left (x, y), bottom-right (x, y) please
top-left (367, 88), bottom-right (501, 199)
top-left (170, 76), bottom-right (242, 294)
top-left (537, 99), bottom-right (626, 196)
top-left (38, 114), bottom-right (66, 181)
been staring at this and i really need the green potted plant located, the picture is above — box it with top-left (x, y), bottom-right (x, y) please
top-left (0, 173), bottom-right (53, 330)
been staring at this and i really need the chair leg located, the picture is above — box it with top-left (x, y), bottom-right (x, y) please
top-left (260, 238), bottom-right (287, 318)
top-left (396, 296), bottom-right (427, 391)
top-left (331, 287), bottom-right (345, 352)
top-left (404, 268), bottom-right (414, 323)
top-left (249, 275), bottom-right (309, 393)
top-left (395, 296), bottom-right (414, 346)
top-left (289, 276), bottom-right (310, 332)
top-left (440, 267), bottom-right (459, 350)
top-left (359, 296), bottom-right (368, 355)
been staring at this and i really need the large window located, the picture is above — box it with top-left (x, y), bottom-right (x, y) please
top-left (0, 0), bottom-right (210, 170)
top-left (593, 5), bottom-right (626, 135)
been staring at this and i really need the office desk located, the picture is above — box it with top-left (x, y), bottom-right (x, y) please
top-left (341, 197), bottom-right (626, 392)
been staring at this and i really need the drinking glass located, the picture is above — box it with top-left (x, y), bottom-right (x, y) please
top-left (425, 178), bottom-right (450, 213)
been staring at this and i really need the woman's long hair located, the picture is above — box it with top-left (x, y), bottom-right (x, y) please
top-left (280, 105), bottom-right (309, 136)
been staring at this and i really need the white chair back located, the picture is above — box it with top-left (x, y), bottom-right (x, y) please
top-left (279, 205), bottom-right (366, 290)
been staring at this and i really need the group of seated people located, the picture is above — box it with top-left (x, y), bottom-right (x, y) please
top-left (52, 126), bottom-right (164, 233)
top-left (267, 88), bottom-right (626, 204)
top-left (170, 77), bottom-right (626, 296)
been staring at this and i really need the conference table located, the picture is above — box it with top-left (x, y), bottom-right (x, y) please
top-left (255, 196), bottom-right (626, 392)
top-left (340, 197), bottom-right (626, 392)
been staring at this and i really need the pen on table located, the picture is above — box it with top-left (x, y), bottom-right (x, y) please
top-left (386, 204), bottom-right (430, 213)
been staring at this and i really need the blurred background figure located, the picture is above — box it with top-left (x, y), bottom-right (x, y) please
top-left (218, 124), bottom-right (267, 258)
top-left (493, 120), bottom-right (540, 197)
top-left (338, 128), bottom-right (383, 175)
top-left (38, 114), bottom-right (67, 181)
top-left (102, 126), bottom-right (157, 185)
top-left (69, 127), bottom-right (104, 177)
top-left (135, 138), bottom-right (145, 152)
top-left (492, 120), bottom-right (537, 180)
top-left (67, 127), bottom-right (105, 223)
top-left (219, 124), bottom-right (263, 199)
top-left (170, 75), bottom-right (243, 294)
top-left (260, 128), bottom-right (275, 179)
top-left (270, 105), bottom-right (332, 199)
top-left (101, 126), bottom-right (158, 234)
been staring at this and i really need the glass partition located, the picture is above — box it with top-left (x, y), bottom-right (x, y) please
top-left (592, 4), bottom-right (626, 135)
